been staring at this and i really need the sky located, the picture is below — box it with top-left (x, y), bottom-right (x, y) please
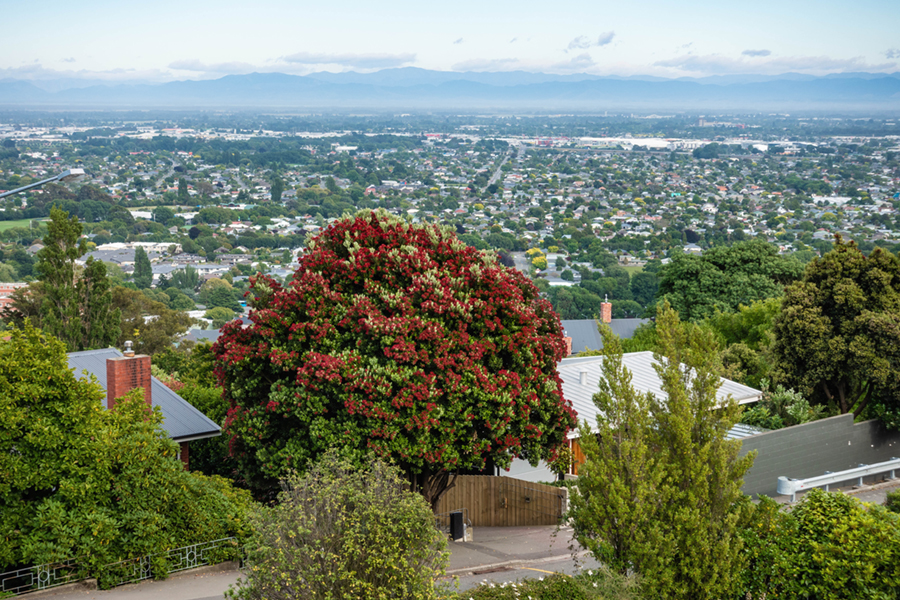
top-left (2, 0), bottom-right (899, 83)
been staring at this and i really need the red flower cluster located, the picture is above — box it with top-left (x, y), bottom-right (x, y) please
top-left (213, 210), bottom-right (576, 488)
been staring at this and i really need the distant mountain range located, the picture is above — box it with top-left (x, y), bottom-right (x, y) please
top-left (1, 68), bottom-right (899, 112)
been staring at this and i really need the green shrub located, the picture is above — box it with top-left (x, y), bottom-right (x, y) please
top-left (228, 450), bottom-right (448, 600)
top-left (887, 489), bottom-right (900, 514)
top-left (451, 569), bottom-right (640, 600)
top-left (738, 489), bottom-right (900, 599)
top-left (0, 325), bottom-right (255, 589)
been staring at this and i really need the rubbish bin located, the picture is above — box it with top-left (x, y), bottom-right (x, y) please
top-left (449, 510), bottom-right (465, 541)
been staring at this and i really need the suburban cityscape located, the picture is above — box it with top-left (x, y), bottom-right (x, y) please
top-left (3, 1), bottom-right (900, 599)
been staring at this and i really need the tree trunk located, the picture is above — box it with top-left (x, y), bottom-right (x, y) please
top-left (410, 466), bottom-right (459, 512)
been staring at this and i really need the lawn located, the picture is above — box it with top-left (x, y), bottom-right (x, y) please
top-left (622, 265), bottom-right (644, 275)
top-left (0, 218), bottom-right (39, 232)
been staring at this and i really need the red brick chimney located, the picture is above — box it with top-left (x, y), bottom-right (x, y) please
top-left (600, 295), bottom-right (612, 324)
top-left (563, 336), bottom-right (573, 356)
top-left (106, 341), bottom-right (152, 410)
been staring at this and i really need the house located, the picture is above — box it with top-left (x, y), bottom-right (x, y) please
top-left (67, 346), bottom-right (220, 469)
top-left (503, 352), bottom-right (762, 483)
top-left (562, 318), bottom-right (649, 355)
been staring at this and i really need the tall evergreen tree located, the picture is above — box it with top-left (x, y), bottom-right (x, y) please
top-left (21, 207), bottom-right (120, 351)
top-left (133, 246), bottom-right (152, 289)
top-left (568, 302), bottom-right (755, 600)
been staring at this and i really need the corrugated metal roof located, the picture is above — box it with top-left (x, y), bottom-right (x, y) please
top-left (67, 348), bottom-right (220, 442)
top-left (561, 319), bottom-right (650, 355)
top-left (559, 352), bottom-right (762, 438)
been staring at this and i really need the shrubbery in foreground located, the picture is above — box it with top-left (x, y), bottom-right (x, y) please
top-left (444, 569), bottom-right (640, 600)
top-left (0, 325), bottom-right (255, 588)
top-left (228, 451), bottom-right (448, 600)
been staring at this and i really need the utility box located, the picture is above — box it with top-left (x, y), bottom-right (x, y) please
top-left (449, 511), bottom-right (465, 541)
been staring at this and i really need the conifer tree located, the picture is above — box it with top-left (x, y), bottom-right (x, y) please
top-left (133, 246), bottom-right (152, 289)
top-left (569, 302), bottom-right (754, 600)
top-left (20, 207), bottom-right (121, 351)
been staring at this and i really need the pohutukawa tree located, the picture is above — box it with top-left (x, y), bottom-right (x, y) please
top-left (213, 210), bottom-right (576, 506)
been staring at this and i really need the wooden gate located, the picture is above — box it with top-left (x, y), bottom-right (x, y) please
top-left (434, 475), bottom-right (567, 527)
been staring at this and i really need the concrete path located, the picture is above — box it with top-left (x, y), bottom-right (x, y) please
top-left (21, 566), bottom-right (241, 600)
top-left (24, 526), bottom-right (579, 600)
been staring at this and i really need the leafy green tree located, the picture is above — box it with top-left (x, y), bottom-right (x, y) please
top-left (657, 240), bottom-right (803, 322)
top-left (205, 306), bottom-right (235, 329)
top-left (568, 303), bottom-right (754, 600)
top-left (112, 286), bottom-right (193, 356)
top-left (630, 270), bottom-right (659, 307)
top-left (153, 206), bottom-right (176, 225)
top-left (133, 246), bottom-right (152, 289)
top-left (0, 325), bottom-right (254, 581)
top-left (214, 210), bottom-right (575, 506)
top-left (230, 451), bottom-right (448, 600)
top-left (771, 237), bottom-right (900, 425)
top-left (21, 208), bottom-right (120, 351)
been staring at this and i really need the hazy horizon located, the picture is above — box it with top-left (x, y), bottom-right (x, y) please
top-left (3, 0), bottom-right (899, 86)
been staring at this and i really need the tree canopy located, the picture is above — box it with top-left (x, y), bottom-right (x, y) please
top-left (657, 240), bottom-right (803, 322)
top-left (568, 303), bottom-right (754, 599)
top-left (213, 210), bottom-right (576, 506)
top-left (11, 207), bottom-right (120, 351)
top-left (0, 325), bottom-right (253, 581)
top-left (771, 237), bottom-right (900, 425)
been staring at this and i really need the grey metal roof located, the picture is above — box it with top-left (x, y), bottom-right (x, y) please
top-left (67, 348), bottom-right (220, 442)
top-left (561, 319), bottom-right (650, 354)
top-left (182, 328), bottom-right (221, 344)
top-left (558, 352), bottom-right (762, 438)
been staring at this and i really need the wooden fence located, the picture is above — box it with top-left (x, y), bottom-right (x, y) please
top-left (434, 475), bottom-right (567, 527)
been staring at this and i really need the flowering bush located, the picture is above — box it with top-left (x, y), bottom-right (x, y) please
top-left (213, 210), bottom-right (576, 504)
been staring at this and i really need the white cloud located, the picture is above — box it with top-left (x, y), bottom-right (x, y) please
top-left (509, 37), bottom-right (518, 43)
top-left (567, 32), bottom-right (615, 52)
top-left (742, 49), bottom-right (771, 57)
top-left (168, 59), bottom-right (257, 74)
top-left (61, 57), bottom-right (76, 63)
top-left (0, 63), bottom-right (173, 83)
top-left (451, 58), bottom-right (522, 72)
top-left (886, 48), bottom-right (900, 59)
top-left (550, 53), bottom-right (596, 72)
top-left (282, 52), bottom-right (415, 69)
top-left (453, 38), bottom-right (464, 45)
top-left (654, 53), bottom-right (897, 75)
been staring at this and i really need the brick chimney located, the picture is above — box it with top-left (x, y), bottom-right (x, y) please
top-left (563, 336), bottom-right (573, 356)
top-left (600, 295), bottom-right (612, 324)
top-left (106, 341), bottom-right (152, 410)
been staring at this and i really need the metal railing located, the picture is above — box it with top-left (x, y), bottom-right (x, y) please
top-left (0, 537), bottom-right (241, 596)
top-left (777, 457), bottom-right (900, 502)
top-left (0, 559), bottom-right (81, 596)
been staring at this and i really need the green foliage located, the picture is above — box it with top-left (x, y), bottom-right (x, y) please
top-left (228, 451), bottom-right (448, 600)
top-left (568, 302), bottom-right (754, 600)
top-left (0, 325), bottom-right (254, 584)
top-left (740, 380), bottom-right (826, 430)
top-left (737, 490), bottom-right (900, 599)
top-left (19, 207), bottom-right (121, 351)
top-left (214, 211), bottom-right (574, 505)
top-left (657, 240), bottom-right (802, 322)
top-left (112, 286), bottom-right (193, 356)
top-left (771, 236), bottom-right (900, 423)
top-left (133, 246), bottom-right (152, 289)
top-left (205, 306), bottom-right (235, 329)
top-left (887, 489), bottom-right (900, 514)
top-left (453, 569), bottom-right (640, 600)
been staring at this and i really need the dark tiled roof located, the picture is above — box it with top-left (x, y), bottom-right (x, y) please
top-left (67, 348), bottom-right (220, 442)
top-left (561, 318), bottom-right (650, 354)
